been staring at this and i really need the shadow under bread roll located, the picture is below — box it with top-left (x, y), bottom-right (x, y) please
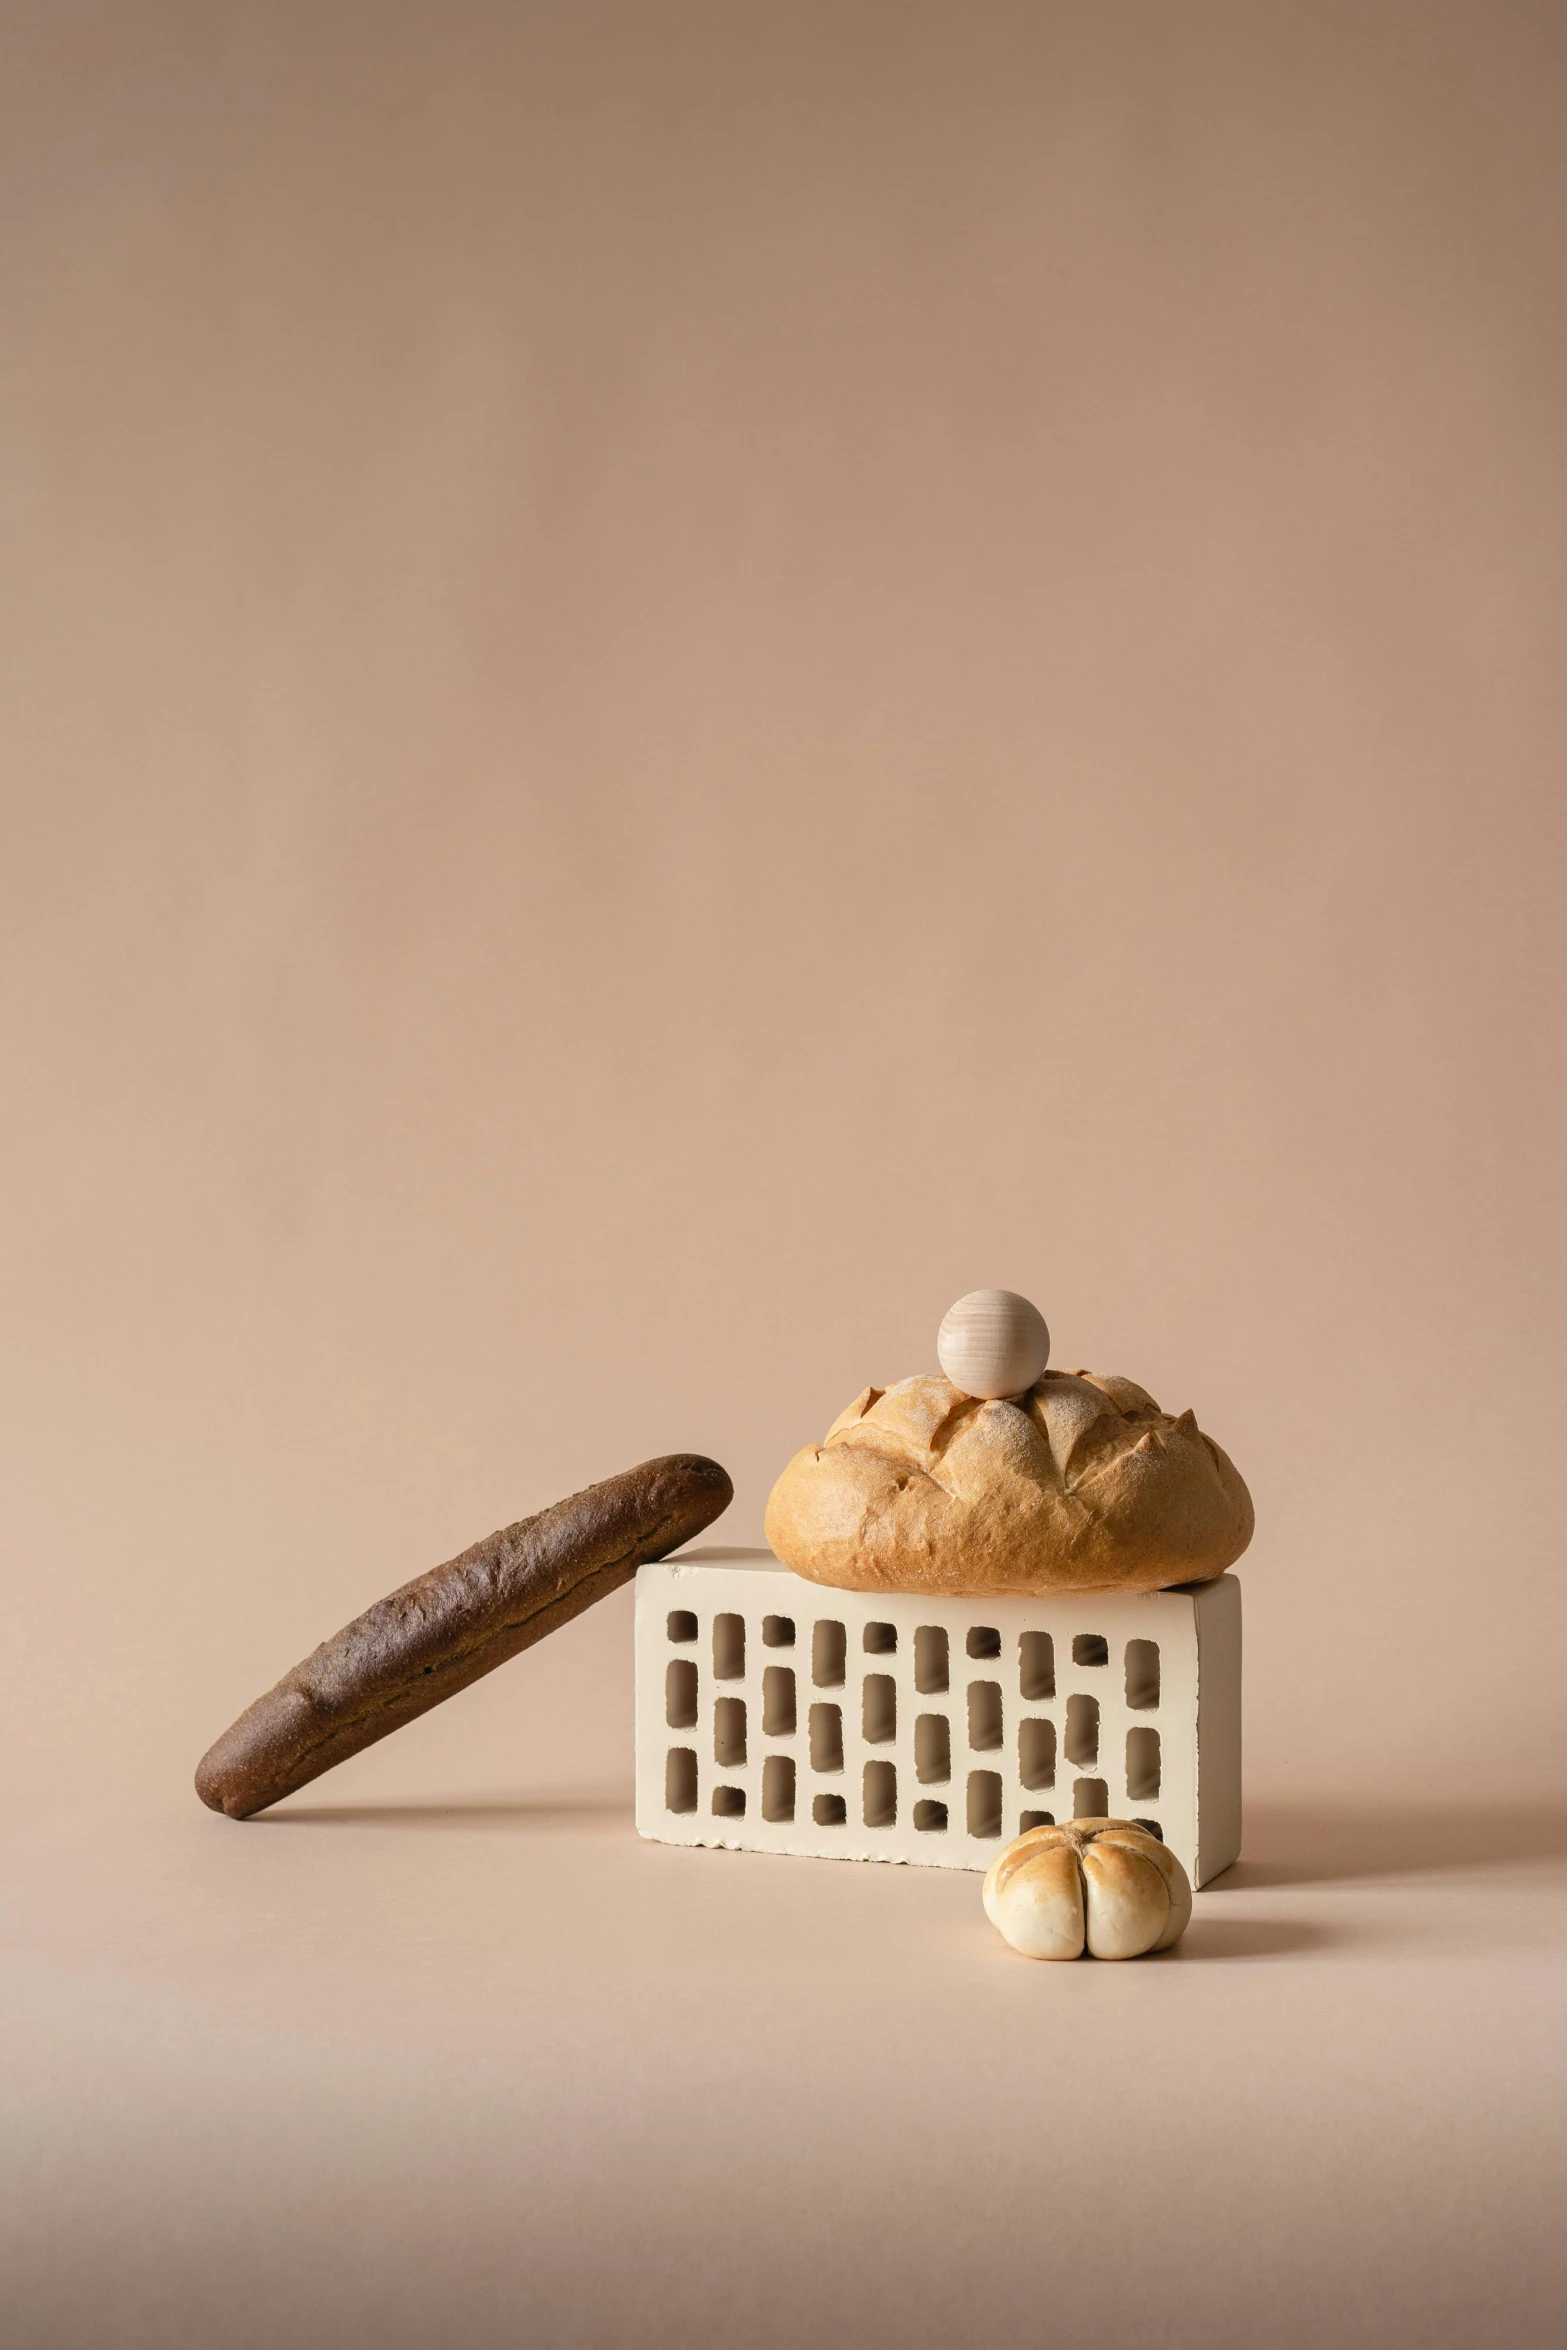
top-left (196, 1452), bottom-right (732, 1819)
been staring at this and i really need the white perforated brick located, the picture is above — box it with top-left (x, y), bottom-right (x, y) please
top-left (635, 1550), bottom-right (1241, 1888)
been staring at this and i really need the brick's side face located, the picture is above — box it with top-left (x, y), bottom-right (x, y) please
top-left (1193, 1574), bottom-right (1244, 1887)
top-left (635, 1554), bottom-right (1239, 1883)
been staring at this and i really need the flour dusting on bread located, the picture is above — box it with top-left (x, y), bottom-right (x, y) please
top-left (765, 1369), bottom-right (1252, 1596)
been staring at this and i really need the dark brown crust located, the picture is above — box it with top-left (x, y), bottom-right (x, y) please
top-left (195, 1453), bottom-right (732, 1819)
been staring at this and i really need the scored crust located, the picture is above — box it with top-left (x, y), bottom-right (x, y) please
top-left (983, 1820), bottom-right (1193, 1960)
top-left (763, 1370), bottom-right (1252, 1595)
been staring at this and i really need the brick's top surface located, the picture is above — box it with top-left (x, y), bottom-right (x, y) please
top-left (657, 1548), bottom-right (1228, 1610)
top-left (663, 1547), bottom-right (781, 1575)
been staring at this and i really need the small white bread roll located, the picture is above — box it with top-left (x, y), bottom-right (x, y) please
top-left (982, 1820), bottom-right (1192, 1961)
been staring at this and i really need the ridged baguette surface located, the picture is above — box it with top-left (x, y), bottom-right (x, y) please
top-left (196, 1453), bottom-right (732, 1818)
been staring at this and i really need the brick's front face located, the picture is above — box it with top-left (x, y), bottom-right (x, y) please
top-left (635, 1554), bottom-right (1242, 1887)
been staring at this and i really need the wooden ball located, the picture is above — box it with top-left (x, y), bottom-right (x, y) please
top-left (937, 1289), bottom-right (1050, 1400)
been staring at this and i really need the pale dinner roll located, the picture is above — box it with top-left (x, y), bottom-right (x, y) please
top-left (983, 1821), bottom-right (1193, 1962)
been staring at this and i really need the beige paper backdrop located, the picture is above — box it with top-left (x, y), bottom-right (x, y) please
top-left (5, 0), bottom-right (1563, 1807)
top-left (3, 5), bottom-right (1566, 2345)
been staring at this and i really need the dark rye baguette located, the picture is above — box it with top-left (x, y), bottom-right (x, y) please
top-left (196, 1452), bottom-right (732, 1819)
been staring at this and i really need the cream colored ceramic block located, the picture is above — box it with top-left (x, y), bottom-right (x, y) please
top-left (634, 1550), bottom-right (1242, 1888)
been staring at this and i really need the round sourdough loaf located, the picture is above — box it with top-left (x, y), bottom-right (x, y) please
top-left (764, 1369), bottom-right (1252, 1595)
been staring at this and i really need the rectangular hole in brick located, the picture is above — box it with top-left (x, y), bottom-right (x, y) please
top-left (762, 1614), bottom-right (796, 1647)
top-left (1126, 1725), bottom-right (1161, 1800)
top-left (713, 1614), bottom-right (745, 1680)
top-left (1019, 1631), bottom-right (1055, 1701)
top-left (915, 1713), bottom-right (951, 1784)
top-left (914, 1799), bottom-right (948, 1832)
top-left (665, 1659), bottom-right (698, 1730)
top-left (1065, 1692), bottom-right (1100, 1768)
top-left (1020, 1809), bottom-right (1055, 1832)
top-left (967, 1681), bottom-right (1003, 1751)
top-left (863, 1621), bottom-right (897, 1654)
top-left (665, 1747), bottom-right (697, 1814)
top-left (1073, 1777), bottom-right (1109, 1818)
top-left (667, 1610), bottom-right (697, 1643)
top-left (914, 1626), bottom-right (949, 1694)
top-left (863, 1760), bottom-right (897, 1828)
top-left (762, 1754), bottom-right (796, 1822)
top-left (713, 1696), bottom-right (747, 1768)
top-left (809, 1702), bottom-right (844, 1773)
top-left (862, 1674), bottom-right (896, 1744)
top-left (1072, 1633), bottom-right (1109, 1668)
top-left (813, 1792), bottom-right (847, 1827)
top-left (1133, 1817), bottom-right (1164, 1841)
top-left (966, 1625), bottom-right (1001, 1660)
top-left (762, 1666), bottom-right (796, 1738)
top-left (712, 1785), bottom-right (745, 1817)
top-left (1125, 1638), bottom-right (1160, 1710)
top-left (1019, 1715), bottom-right (1056, 1790)
top-left (812, 1621), bottom-right (846, 1687)
top-left (967, 1770), bottom-right (1004, 1838)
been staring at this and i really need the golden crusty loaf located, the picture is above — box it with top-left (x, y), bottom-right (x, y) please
top-left (764, 1371), bottom-right (1251, 1595)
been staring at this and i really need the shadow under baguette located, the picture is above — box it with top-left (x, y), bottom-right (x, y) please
top-left (255, 1794), bottom-right (634, 1831)
top-left (1217, 1798), bottom-right (1567, 1889)
top-left (248, 1792), bottom-right (1567, 1887)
